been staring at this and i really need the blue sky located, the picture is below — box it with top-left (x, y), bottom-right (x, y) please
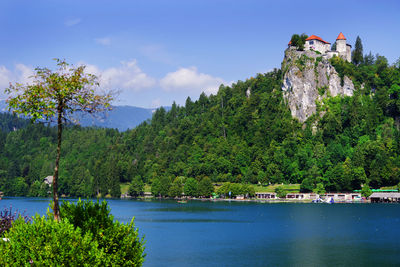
top-left (0, 0), bottom-right (399, 108)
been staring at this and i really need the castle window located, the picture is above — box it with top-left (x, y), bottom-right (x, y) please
top-left (309, 41), bottom-right (314, 45)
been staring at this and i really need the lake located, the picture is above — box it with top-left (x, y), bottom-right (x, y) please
top-left (1, 198), bottom-right (400, 266)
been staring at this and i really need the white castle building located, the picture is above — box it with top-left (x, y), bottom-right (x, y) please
top-left (289, 32), bottom-right (351, 62)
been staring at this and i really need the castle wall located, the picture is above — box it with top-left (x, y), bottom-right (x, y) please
top-left (336, 39), bottom-right (346, 54)
top-left (346, 45), bottom-right (351, 62)
top-left (305, 40), bottom-right (329, 54)
top-left (336, 39), bottom-right (350, 62)
top-left (325, 51), bottom-right (339, 60)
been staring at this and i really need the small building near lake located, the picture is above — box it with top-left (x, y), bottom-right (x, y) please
top-left (43, 176), bottom-right (53, 186)
top-left (370, 192), bottom-right (400, 203)
top-left (255, 192), bottom-right (276, 199)
top-left (286, 193), bottom-right (317, 200)
top-left (322, 193), bottom-right (361, 202)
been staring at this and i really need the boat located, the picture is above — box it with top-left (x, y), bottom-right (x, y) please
top-left (312, 198), bottom-right (323, 203)
top-left (325, 197), bottom-right (334, 204)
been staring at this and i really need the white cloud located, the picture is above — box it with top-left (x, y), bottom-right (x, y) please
top-left (95, 37), bottom-right (111, 46)
top-left (160, 66), bottom-right (226, 95)
top-left (82, 60), bottom-right (156, 92)
top-left (0, 66), bottom-right (13, 90)
top-left (0, 64), bottom-right (35, 98)
top-left (65, 18), bottom-right (81, 27)
top-left (15, 64), bottom-right (35, 84)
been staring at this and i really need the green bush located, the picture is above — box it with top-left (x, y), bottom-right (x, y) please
top-left (60, 199), bottom-right (146, 266)
top-left (275, 186), bottom-right (287, 198)
top-left (59, 199), bottom-right (114, 237)
top-left (0, 215), bottom-right (104, 266)
top-left (0, 199), bottom-right (145, 266)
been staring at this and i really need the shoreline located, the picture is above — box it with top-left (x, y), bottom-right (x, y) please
top-left (135, 196), bottom-right (369, 204)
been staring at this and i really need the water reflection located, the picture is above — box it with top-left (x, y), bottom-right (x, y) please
top-left (136, 218), bottom-right (243, 223)
top-left (144, 206), bottom-right (229, 213)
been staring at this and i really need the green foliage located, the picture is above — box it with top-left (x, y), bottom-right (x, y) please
top-left (331, 42), bottom-right (337, 51)
top-left (59, 199), bottom-right (114, 235)
top-left (330, 56), bottom-right (355, 86)
top-left (129, 175), bottom-right (145, 197)
top-left (1, 51), bottom-right (400, 198)
top-left (5, 59), bottom-right (113, 220)
top-left (290, 33), bottom-right (308, 51)
top-left (0, 207), bottom-right (31, 237)
top-left (216, 182), bottom-right (254, 198)
top-left (59, 199), bottom-right (145, 266)
top-left (295, 54), bottom-right (312, 71)
top-left (169, 177), bottom-right (183, 198)
top-left (361, 184), bottom-right (372, 198)
top-left (1, 200), bottom-right (145, 266)
top-left (318, 86), bottom-right (327, 96)
top-left (0, 216), bottom-right (103, 265)
top-left (275, 186), bottom-right (287, 198)
top-left (198, 177), bottom-right (214, 197)
top-left (184, 178), bottom-right (199, 197)
top-left (313, 183), bottom-right (326, 195)
top-left (352, 36), bottom-right (363, 65)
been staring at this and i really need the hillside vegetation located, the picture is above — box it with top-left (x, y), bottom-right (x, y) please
top-left (1, 53), bottom-right (400, 197)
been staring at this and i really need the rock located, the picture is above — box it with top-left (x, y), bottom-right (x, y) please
top-left (281, 49), bottom-right (354, 122)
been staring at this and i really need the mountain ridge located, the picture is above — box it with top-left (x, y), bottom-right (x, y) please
top-left (0, 100), bottom-right (169, 131)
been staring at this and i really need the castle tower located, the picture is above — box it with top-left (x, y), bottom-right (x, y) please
top-left (336, 32), bottom-right (351, 62)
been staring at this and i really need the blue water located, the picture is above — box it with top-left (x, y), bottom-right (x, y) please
top-left (2, 198), bottom-right (400, 267)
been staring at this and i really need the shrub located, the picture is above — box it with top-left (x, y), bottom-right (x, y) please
top-left (60, 199), bottom-right (145, 266)
top-left (0, 216), bottom-right (103, 266)
top-left (0, 207), bottom-right (30, 237)
top-left (275, 186), bottom-right (287, 198)
top-left (0, 200), bottom-right (145, 266)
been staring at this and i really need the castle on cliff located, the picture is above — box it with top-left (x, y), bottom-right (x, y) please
top-left (288, 32), bottom-right (351, 62)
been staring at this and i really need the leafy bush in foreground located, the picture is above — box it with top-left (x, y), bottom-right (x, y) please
top-left (0, 216), bottom-right (103, 266)
top-left (60, 199), bottom-right (145, 266)
top-left (0, 200), bottom-right (145, 266)
top-left (0, 207), bottom-right (31, 237)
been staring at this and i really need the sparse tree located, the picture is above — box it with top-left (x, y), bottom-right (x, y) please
top-left (352, 36), bottom-right (363, 65)
top-left (5, 59), bottom-right (113, 221)
top-left (290, 33), bottom-right (308, 51)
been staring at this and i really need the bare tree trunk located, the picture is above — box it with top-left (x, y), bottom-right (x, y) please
top-left (52, 106), bottom-right (63, 221)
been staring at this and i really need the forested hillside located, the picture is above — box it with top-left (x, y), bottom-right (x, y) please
top-left (1, 53), bottom-right (400, 197)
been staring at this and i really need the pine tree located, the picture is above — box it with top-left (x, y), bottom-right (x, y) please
top-left (331, 42), bottom-right (336, 51)
top-left (352, 36), bottom-right (363, 65)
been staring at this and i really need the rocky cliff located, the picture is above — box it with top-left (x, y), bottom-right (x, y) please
top-left (281, 49), bottom-right (354, 122)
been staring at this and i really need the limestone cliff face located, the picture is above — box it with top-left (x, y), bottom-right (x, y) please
top-left (281, 49), bottom-right (354, 122)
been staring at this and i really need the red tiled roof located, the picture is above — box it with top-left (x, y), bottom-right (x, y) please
top-left (288, 40), bottom-right (292, 45)
top-left (305, 35), bottom-right (330, 44)
top-left (336, 32), bottom-right (346, 40)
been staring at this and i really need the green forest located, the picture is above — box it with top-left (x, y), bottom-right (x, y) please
top-left (1, 50), bottom-right (400, 198)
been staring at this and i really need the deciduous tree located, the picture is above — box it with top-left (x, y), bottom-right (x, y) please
top-left (5, 59), bottom-right (113, 220)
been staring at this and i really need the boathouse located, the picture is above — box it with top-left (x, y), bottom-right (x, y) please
top-left (370, 192), bottom-right (400, 203)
